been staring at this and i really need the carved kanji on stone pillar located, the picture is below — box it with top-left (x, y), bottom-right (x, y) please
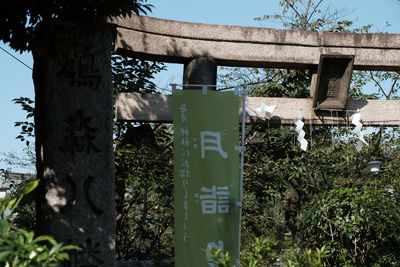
top-left (33, 28), bottom-right (116, 267)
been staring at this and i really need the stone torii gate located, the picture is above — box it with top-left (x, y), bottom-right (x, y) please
top-left (111, 15), bottom-right (400, 265)
top-left (113, 15), bottom-right (400, 126)
top-left (37, 15), bottom-right (400, 267)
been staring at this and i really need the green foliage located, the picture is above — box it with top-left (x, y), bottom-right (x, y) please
top-left (112, 55), bottom-right (166, 94)
top-left (13, 97), bottom-right (35, 147)
top-left (239, 121), bottom-right (400, 264)
top-left (206, 237), bottom-right (330, 267)
top-left (286, 246), bottom-right (330, 267)
top-left (114, 125), bottom-right (174, 260)
top-left (0, 0), bottom-right (152, 52)
top-left (254, 0), bottom-right (346, 31)
top-left (0, 180), bottom-right (79, 266)
top-left (112, 54), bottom-right (172, 260)
top-left (206, 248), bottom-right (234, 267)
top-left (7, 175), bottom-right (37, 232)
top-left (220, 2), bottom-right (400, 266)
top-left (301, 187), bottom-right (400, 265)
top-left (242, 236), bottom-right (280, 266)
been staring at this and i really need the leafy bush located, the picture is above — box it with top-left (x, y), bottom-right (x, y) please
top-left (206, 236), bottom-right (330, 267)
top-left (286, 246), bottom-right (330, 267)
top-left (242, 236), bottom-right (280, 266)
top-left (300, 187), bottom-right (400, 265)
top-left (0, 180), bottom-right (79, 267)
top-left (206, 247), bottom-right (233, 267)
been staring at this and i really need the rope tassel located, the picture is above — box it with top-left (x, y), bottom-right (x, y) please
top-left (254, 103), bottom-right (276, 119)
top-left (294, 109), bottom-right (308, 151)
top-left (246, 103), bottom-right (276, 119)
top-left (352, 109), bottom-right (368, 151)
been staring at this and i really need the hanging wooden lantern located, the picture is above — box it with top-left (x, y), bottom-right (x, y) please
top-left (313, 54), bottom-right (354, 110)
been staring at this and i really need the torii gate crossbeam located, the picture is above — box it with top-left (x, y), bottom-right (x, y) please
top-left (110, 15), bottom-right (400, 127)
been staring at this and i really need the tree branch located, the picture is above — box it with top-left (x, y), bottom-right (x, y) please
top-left (369, 71), bottom-right (388, 98)
top-left (283, 0), bottom-right (304, 22)
top-left (304, 0), bottom-right (312, 19)
top-left (307, 0), bottom-right (323, 23)
top-left (387, 74), bottom-right (399, 99)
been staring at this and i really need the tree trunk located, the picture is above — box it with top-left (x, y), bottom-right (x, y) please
top-left (33, 25), bottom-right (116, 266)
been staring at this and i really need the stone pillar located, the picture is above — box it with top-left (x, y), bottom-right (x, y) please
top-left (183, 57), bottom-right (217, 89)
top-left (309, 67), bottom-right (318, 101)
top-left (33, 27), bottom-right (116, 267)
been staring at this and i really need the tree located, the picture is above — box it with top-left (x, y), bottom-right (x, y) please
top-left (0, 1), bottom-right (154, 266)
top-left (0, 1), bottom-right (151, 53)
top-left (111, 55), bottom-right (174, 260)
top-left (301, 187), bottom-right (400, 265)
top-left (219, 0), bottom-right (400, 265)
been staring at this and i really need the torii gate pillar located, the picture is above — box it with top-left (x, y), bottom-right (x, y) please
top-left (183, 57), bottom-right (217, 88)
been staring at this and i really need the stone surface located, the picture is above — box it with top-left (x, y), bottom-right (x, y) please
top-left (33, 29), bottom-right (116, 266)
top-left (183, 57), bottom-right (217, 88)
top-left (111, 15), bottom-right (400, 70)
top-left (116, 92), bottom-right (400, 126)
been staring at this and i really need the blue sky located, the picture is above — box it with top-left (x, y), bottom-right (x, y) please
top-left (0, 0), bottom-right (399, 172)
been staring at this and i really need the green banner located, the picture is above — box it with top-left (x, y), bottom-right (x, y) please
top-left (173, 90), bottom-right (240, 266)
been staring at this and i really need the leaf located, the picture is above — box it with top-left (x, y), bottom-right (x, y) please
top-left (60, 245), bottom-right (81, 251)
top-left (36, 252), bottom-right (49, 262)
top-left (0, 198), bottom-right (9, 212)
top-left (49, 243), bottom-right (62, 256)
top-left (21, 180), bottom-right (39, 195)
top-left (28, 250), bottom-right (38, 260)
top-left (6, 198), bottom-right (17, 210)
top-left (21, 230), bottom-right (34, 243)
top-left (33, 235), bottom-right (57, 245)
top-left (0, 250), bottom-right (12, 260)
top-left (0, 220), bottom-right (10, 237)
top-left (36, 236), bottom-right (60, 249)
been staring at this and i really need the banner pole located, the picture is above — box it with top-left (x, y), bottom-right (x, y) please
top-left (237, 86), bottom-right (247, 266)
